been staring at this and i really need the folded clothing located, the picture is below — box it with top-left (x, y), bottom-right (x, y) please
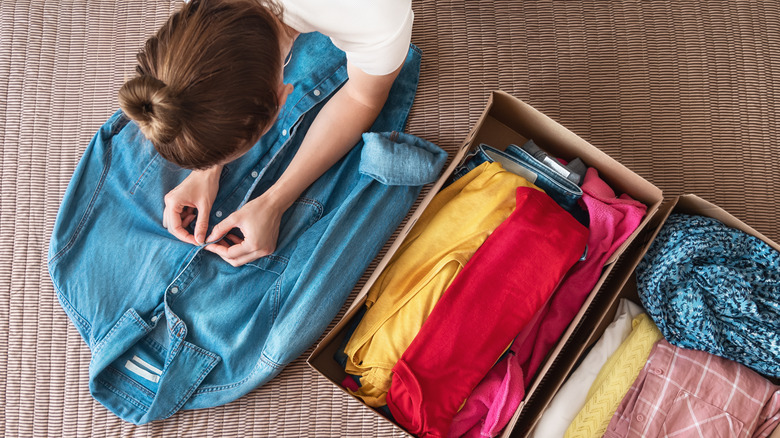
top-left (447, 307), bottom-right (546, 438)
top-left (452, 143), bottom-right (588, 226)
top-left (342, 161), bottom-right (541, 407)
top-left (564, 313), bottom-right (663, 438)
top-left (387, 186), bottom-right (589, 438)
top-left (449, 166), bottom-right (647, 437)
top-left (532, 299), bottom-right (644, 438)
top-left (637, 213), bottom-right (780, 378)
top-left (605, 339), bottom-right (780, 438)
top-left (516, 167), bottom-right (648, 389)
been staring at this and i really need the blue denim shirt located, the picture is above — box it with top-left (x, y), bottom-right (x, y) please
top-left (47, 32), bottom-right (447, 424)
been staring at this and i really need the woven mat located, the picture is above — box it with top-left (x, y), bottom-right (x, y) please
top-left (2, 0), bottom-right (778, 436)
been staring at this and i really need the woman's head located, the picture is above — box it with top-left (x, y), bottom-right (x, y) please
top-left (118, 0), bottom-right (292, 169)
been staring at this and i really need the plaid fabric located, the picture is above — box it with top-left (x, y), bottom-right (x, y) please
top-left (604, 340), bottom-right (780, 438)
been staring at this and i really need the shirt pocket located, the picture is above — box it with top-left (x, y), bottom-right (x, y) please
top-left (118, 128), bottom-right (179, 197)
top-left (656, 390), bottom-right (744, 438)
top-left (273, 196), bottom-right (323, 251)
top-left (246, 253), bottom-right (288, 276)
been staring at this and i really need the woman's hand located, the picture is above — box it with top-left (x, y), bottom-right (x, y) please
top-left (162, 165), bottom-right (222, 245)
top-left (203, 190), bottom-right (287, 267)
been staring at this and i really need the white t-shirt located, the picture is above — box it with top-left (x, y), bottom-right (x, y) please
top-left (280, 0), bottom-right (413, 76)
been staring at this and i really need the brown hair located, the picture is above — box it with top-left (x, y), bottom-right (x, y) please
top-left (118, 0), bottom-right (284, 169)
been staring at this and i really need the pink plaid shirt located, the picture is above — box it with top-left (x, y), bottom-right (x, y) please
top-left (604, 340), bottom-right (780, 438)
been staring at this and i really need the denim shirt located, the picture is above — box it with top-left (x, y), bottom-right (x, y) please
top-left (47, 32), bottom-right (447, 424)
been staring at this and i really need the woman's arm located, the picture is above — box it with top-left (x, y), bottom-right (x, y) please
top-left (205, 62), bottom-right (403, 266)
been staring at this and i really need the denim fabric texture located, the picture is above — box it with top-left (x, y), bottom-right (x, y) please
top-left (47, 32), bottom-right (446, 424)
top-left (452, 143), bottom-right (589, 226)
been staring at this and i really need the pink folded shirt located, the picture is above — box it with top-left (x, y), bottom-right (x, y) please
top-left (518, 167), bottom-right (647, 386)
top-left (605, 339), bottom-right (780, 438)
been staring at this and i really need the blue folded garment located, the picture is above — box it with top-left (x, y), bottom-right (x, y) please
top-left (637, 213), bottom-right (780, 377)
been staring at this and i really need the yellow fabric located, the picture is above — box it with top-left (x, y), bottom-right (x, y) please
top-left (343, 161), bottom-right (541, 407)
top-left (564, 313), bottom-right (663, 438)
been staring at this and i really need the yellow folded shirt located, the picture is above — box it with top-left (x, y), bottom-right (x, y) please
top-left (564, 313), bottom-right (663, 438)
top-left (343, 161), bottom-right (542, 407)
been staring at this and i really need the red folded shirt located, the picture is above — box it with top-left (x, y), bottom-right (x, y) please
top-left (386, 186), bottom-right (589, 437)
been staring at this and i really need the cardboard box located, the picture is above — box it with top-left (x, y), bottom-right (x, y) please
top-left (517, 194), bottom-right (780, 437)
top-left (307, 90), bottom-right (664, 437)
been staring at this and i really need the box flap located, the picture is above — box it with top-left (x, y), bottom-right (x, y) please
top-left (675, 194), bottom-right (780, 253)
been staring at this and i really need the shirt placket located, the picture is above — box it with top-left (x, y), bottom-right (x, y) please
top-left (142, 53), bottom-right (349, 413)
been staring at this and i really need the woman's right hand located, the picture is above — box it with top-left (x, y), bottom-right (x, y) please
top-left (162, 165), bottom-right (222, 245)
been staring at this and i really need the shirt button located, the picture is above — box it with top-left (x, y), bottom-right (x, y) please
top-left (170, 286), bottom-right (179, 294)
top-left (654, 368), bottom-right (664, 376)
top-left (215, 210), bottom-right (223, 218)
top-left (151, 315), bottom-right (158, 323)
top-left (313, 89), bottom-right (321, 96)
top-left (636, 414), bottom-right (645, 422)
top-left (251, 171), bottom-right (258, 178)
top-left (281, 129), bottom-right (288, 136)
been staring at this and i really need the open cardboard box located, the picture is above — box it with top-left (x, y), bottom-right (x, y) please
top-left (308, 90), bottom-right (664, 437)
top-left (517, 194), bottom-right (780, 437)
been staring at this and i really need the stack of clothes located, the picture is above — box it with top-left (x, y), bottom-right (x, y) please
top-left (534, 214), bottom-right (780, 438)
top-left (334, 141), bottom-right (649, 437)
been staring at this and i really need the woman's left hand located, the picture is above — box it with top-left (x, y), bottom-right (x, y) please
top-left (203, 192), bottom-right (285, 267)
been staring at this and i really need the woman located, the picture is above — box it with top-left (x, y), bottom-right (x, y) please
top-left (119, 0), bottom-right (413, 266)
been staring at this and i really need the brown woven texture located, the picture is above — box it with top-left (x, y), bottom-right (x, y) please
top-left (1, 0), bottom-right (778, 436)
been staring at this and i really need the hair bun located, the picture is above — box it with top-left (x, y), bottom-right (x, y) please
top-left (118, 75), bottom-right (182, 144)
